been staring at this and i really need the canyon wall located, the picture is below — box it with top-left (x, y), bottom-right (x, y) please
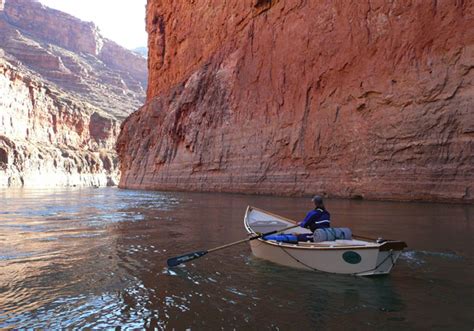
top-left (0, 0), bottom-right (147, 187)
top-left (1, 0), bottom-right (147, 119)
top-left (117, 0), bottom-right (474, 202)
top-left (0, 58), bottom-right (119, 187)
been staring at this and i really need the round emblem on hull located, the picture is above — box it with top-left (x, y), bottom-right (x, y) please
top-left (342, 251), bottom-right (362, 264)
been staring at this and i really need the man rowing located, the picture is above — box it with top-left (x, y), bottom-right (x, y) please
top-left (297, 195), bottom-right (331, 241)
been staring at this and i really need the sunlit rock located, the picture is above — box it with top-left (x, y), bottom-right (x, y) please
top-left (117, 0), bottom-right (473, 203)
top-left (0, 0), bottom-right (147, 187)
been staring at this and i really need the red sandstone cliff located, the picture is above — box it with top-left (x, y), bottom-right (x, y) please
top-left (118, 0), bottom-right (474, 202)
top-left (0, 0), bottom-right (147, 187)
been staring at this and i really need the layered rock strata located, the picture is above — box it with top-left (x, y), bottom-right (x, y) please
top-left (1, 0), bottom-right (147, 119)
top-left (0, 58), bottom-right (119, 187)
top-left (0, 0), bottom-right (147, 187)
top-left (118, 0), bottom-right (474, 202)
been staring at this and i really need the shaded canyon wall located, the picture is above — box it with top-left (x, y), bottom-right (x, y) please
top-left (117, 0), bottom-right (474, 202)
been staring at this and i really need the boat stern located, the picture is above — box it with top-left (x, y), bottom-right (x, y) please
top-left (356, 241), bottom-right (407, 276)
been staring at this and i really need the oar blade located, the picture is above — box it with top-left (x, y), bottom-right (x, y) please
top-left (167, 250), bottom-right (208, 267)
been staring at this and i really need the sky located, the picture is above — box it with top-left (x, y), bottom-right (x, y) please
top-left (39, 0), bottom-right (148, 50)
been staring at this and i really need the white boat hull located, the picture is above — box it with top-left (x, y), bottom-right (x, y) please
top-left (249, 239), bottom-right (403, 276)
top-left (244, 206), bottom-right (406, 276)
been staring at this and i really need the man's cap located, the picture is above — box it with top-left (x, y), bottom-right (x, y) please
top-left (312, 195), bottom-right (323, 203)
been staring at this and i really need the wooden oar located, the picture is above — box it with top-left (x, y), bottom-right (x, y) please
top-left (352, 234), bottom-right (379, 241)
top-left (167, 224), bottom-right (300, 267)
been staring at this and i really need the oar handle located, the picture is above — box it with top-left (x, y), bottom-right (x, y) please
top-left (253, 224), bottom-right (299, 238)
top-left (352, 234), bottom-right (378, 241)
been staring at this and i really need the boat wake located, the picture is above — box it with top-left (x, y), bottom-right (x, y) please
top-left (401, 250), bottom-right (463, 267)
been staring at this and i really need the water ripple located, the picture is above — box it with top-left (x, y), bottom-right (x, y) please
top-left (0, 188), bottom-right (472, 329)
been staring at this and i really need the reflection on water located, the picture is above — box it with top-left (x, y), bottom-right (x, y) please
top-left (0, 188), bottom-right (472, 329)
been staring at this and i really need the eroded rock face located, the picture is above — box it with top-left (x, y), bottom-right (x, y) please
top-left (0, 0), bottom-right (147, 187)
top-left (1, 0), bottom-right (147, 119)
top-left (0, 58), bottom-right (119, 187)
top-left (118, 0), bottom-right (474, 202)
top-left (5, 0), bottom-right (102, 55)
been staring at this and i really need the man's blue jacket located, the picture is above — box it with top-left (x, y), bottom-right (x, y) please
top-left (299, 208), bottom-right (331, 232)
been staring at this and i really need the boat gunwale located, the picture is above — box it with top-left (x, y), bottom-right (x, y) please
top-left (252, 238), bottom-right (393, 251)
top-left (245, 206), bottom-right (406, 252)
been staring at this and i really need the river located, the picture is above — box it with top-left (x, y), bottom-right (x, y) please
top-left (0, 188), bottom-right (472, 329)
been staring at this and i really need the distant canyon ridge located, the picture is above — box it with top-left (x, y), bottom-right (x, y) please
top-left (117, 0), bottom-right (473, 203)
top-left (0, 0), bottom-right (146, 187)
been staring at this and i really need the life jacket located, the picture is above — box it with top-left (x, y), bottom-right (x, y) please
top-left (308, 208), bottom-right (331, 232)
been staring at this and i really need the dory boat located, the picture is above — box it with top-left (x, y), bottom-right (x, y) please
top-left (244, 206), bottom-right (407, 276)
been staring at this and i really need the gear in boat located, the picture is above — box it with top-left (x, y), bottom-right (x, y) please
top-left (244, 206), bottom-right (407, 276)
